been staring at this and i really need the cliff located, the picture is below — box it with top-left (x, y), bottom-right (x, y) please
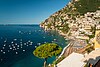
top-left (40, 1), bottom-right (100, 66)
top-left (40, 0), bottom-right (100, 38)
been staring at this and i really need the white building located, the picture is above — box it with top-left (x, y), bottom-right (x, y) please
top-left (57, 52), bottom-right (85, 67)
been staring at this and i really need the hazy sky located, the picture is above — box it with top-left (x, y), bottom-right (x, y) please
top-left (0, 0), bottom-right (70, 24)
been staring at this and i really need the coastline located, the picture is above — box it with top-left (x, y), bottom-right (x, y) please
top-left (40, 26), bottom-right (75, 58)
top-left (57, 30), bottom-right (76, 58)
top-left (0, 25), bottom-right (66, 67)
top-left (39, 1), bottom-right (100, 65)
top-left (40, 25), bottom-right (73, 57)
top-left (58, 42), bottom-right (71, 58)
top-left (40, 25), bottom-right (88, 61)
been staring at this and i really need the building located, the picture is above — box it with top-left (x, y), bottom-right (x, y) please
top-left (82, 30), bottom-right (100, 67)
top-left (94, 30), bottom-right (100, 49)
top-left (57, 52), bottom-right (85, 67)
top-left (76, 36), bottom-right (89, 40)
top-left (82, 49), bottom-right (100, 67)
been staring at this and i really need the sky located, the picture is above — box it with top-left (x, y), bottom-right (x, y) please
top-left (0, 0), bottom-right (70, 24)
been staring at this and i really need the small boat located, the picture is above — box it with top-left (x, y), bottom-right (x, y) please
top-left (28, 40), bottom-right (31, 42)
top-left (52, 41), bottom-right (54, 43)
top-left (17, 45), bottom-right (19, 47)
top-left (43, 37), bottom-right (45, 38)
top-left (35, 46), bottom-right (37, 48)
top-left (16, 52), bottom-right (18, 54)
top-left (10, 47), bottom-right (12, 50)
top-left (9, 45), bottom-right (11, 47)
top-left (12, 44), bottom-right (14, 46)
top-left (24, 43), bottom-right (26, 45)
top-left (29, 43), bottom-right (32, 45)
top-left (30, 42), bottom-right (33, 44)
top-left (4, 40), bottom-right (7, 43)
top-left (20, 44), bottom-right (23, 46)
top-left (8, 50), bottom-right (10, 52)
top-left (19, 31), bottom-right (21, 33)
top-left (14, 39), bottom-right (17, 41)
top-left (11, 41), bottom-right (14, 43)
top-left (37, 43), bottom-right (41, 45)
top-left (29, 33), bottom-right (31, 34)
top-left (20, 42), bottom-right (22, 44)
top-left (44, 42), bottom-right (47, 43)
top-left (13, 46), bottom-right (15, 48)
top-left (15, 43), bottom-right (17, 45)
top-left (54, 39), bottom-right (56, 40)
top-left (20, 39), bottom-right (22, 41)
top-left (3, 52), bottom-right (5, 54)
top-left (1, 50), bottom-right (3, 52)
top-left (2, 47), bottom-right (5, 49)
top-left (3, 44), bottom-right (6, 46)
top-left (21, 47), bottom-right (23, 48)
top-left (23, 50), bottom-right (25, 52)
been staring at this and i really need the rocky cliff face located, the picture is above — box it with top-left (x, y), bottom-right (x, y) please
top-left (40, 0), bottom-right (100, 37)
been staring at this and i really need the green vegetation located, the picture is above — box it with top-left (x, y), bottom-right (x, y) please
top-left (85, 45), bottom-right (94, 53)
top-left (47, 23), bottom-right (52, 29)
top-left (84, 63), bottom-right (88, 67)
top-left (91, 25), bottom-right (96, 35)
top-left (41, 0), bottom-right (100, 30)
top-left (33, 43), bottom-right (62, 67)
top-left (60, 23), bottom-right (69, 33)
top-left (53, 56), bottom-right (65, 65)
top-left (74, 0), bottom-right (100, 14)
top-left (88, 35), bottom-right (95, 39)
top-left (86, 39), bottom-right (89, 44)
top-left (87, 25), bottom-right (96, 39)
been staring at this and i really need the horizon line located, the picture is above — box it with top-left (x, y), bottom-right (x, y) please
top-left (0, 24), bottom-right (40, 25)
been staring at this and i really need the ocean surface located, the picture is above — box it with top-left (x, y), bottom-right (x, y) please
top-left (0, 25), bottom-right (68, 67)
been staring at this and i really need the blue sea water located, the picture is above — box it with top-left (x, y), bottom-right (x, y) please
top-left (0, 25), bottom-right (68, 67)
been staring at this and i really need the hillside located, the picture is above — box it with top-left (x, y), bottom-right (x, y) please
top-left (40, 0), bottom-right (100, 66)
top-left (40, 0), bottom-right (100, 39)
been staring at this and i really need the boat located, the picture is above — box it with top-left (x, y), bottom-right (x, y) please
top-left (23, 50), bottom-right (25, 52)
top-left (14, 39), bottom-right (17, 41)
top-left (16, 52), bottom-right (18, 54)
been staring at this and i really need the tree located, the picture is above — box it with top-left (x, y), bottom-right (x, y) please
top-left (74, 0), bottom-right (100, 14)
top-left (61, 23), bottom-right (69, 33)
top-left (33, 43), bottom-right (62, 67)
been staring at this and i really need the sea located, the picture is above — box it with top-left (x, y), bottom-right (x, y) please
top-left (0, 24), bottom-right (68, 67)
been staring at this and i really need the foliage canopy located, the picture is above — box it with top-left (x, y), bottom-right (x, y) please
top-left (33, 43), bottom-right (62, 59)
top-left (74, 0), bottom-right (100, 14)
